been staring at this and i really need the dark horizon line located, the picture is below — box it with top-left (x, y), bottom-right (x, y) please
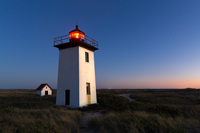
top-left (0, 88), bottom-right (199, 90)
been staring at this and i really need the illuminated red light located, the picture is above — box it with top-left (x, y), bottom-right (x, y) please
top-left (69, 25), bottom-right (85, 41)
top-left (69, 31), bottom-right (84, 40)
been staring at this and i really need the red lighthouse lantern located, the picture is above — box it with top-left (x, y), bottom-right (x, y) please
top-left (69, 25), bottom-right (85, 42)
top-left (54, 25), bottom-right (98, 49)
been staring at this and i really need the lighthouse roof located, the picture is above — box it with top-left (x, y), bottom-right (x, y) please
top-left (69, 25), bottom-right (85, 34)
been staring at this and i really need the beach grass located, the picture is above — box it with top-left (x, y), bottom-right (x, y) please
top-left (86, 89), bottom-right (200, 132)
top-left (0, 89), bottom-right (200, 132)
top-left (0, 89), bottom-right (82, 133)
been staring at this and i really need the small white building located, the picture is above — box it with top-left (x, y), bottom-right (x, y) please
top-left (36, 83), bottom-right (52, 96)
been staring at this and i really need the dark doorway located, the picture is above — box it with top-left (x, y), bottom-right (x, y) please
top-left (86, 83), bottom-right (90, 95)
top-left (45, 91), bottom-right (48, 95)
top-left (65, 90), bottom-right (70, 105)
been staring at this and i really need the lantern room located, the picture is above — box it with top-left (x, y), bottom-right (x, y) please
top-left (69, 25), bottom-right (85, 42)
top-left (54, 25), bottom-right (98, 49)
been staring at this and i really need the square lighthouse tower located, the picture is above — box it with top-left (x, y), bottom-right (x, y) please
top-left (54, 25), bottom-right (98, 108)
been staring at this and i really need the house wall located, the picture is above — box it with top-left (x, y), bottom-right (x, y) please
top-left (40, 85), bottom-right (52, 96)
top-left (37, 90), bottom-right (41, 96)
top-left (79, 46), bottom-right (97, 107)
top-left (56, 47), bottom-right (79, 107)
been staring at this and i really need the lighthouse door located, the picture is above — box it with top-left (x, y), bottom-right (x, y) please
top-left (65, 90), bottom-right (70, 105)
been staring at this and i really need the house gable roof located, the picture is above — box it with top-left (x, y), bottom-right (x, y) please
top-left (36, 83), bottom-right (53, 91)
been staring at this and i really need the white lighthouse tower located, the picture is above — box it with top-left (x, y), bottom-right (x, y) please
top-left (54, 25), bottom-right (98, 108)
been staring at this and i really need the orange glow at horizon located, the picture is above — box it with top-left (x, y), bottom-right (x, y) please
top-left (101, 77), bottom-right (200, 89)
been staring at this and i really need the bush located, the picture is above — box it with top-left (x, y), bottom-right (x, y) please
top-left (97, 93), bottom-right (130, 111)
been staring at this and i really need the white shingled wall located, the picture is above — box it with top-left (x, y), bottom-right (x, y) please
top-left (56, 47), bottom-right (79, 107)
top-left (56, 46), bottom-right (97, 108)
top-left (79, 46), bottom-right (97, 107)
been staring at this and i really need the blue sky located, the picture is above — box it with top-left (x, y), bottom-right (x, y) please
top-left (0, 0), bottom-right (200, 89)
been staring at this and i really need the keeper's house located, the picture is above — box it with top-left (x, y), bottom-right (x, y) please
top-left (36, 83), bottom-right (52, 96)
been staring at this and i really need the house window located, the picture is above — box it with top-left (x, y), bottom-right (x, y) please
top-left (86, 83), bottom-right (90, 95)
top-left (85, 52), bottom-right (89, 62)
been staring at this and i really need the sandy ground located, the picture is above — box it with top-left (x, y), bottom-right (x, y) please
top-left (118, 93), bottom-right (135, 102)
top-left (80, 111), bottom-right (102, 133)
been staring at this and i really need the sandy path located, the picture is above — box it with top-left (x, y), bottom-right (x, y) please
top-left (118, 93), bottom-right (135, 102)
top-left (79, 111), bottom-right (102, 133)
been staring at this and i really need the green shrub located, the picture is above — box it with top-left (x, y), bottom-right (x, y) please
top-left (129, 101), bottom-right (150, 111)
top-left (97, 93), bottom-right (130, 111)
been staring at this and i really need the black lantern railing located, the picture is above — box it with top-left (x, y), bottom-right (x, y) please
top-left (54, 34), bottom-right (98, 48)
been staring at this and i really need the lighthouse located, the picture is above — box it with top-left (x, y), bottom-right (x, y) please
top-left (54, 25), bottom-right (98, 108)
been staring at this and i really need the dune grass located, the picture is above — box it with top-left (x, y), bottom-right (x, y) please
top-left (1, 89), bottom-right (200, 132)
top-left (85, 89), bottom-right (200, 132)
top-left (88, 111), bottom-right (191, 133)
top-left (0, 89), bottom-right (82, 133)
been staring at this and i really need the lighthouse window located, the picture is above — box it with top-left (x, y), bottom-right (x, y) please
top-left (85, 52), bottom-right (89, 62)
top-left (86, 83), bottom-right (90, 95)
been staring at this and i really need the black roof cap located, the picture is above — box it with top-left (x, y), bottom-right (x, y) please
top-left (36, 83), bottom-right (53, 91)
top-left (69, 25), bottom-right (85, 34)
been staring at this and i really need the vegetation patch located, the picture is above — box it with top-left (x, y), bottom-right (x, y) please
top-left (1, 89), bottom-right (200, 132)
top-left (87, 89), bottom-right (200, 132)
top-left (0, 89), bottom-right (82, 133)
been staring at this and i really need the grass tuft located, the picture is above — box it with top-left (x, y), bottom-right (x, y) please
top-left (0, 89), bottom-right (82, 133)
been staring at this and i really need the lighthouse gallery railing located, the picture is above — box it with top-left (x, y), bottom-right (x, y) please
top-left (54, 34), bottom-right (98, 48)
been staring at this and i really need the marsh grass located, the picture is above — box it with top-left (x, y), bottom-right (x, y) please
top-left (88, 111), bottom-right (188, 133)
top-left (86, 89), bottom-right (200, 132)
top-left (0, 89), bottom-right (82, 133)
top-left (1, 89), bottom-right (200, 132)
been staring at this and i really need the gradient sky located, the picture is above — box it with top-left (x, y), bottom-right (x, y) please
top-left (0, 0), bottom-right (200, 89)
